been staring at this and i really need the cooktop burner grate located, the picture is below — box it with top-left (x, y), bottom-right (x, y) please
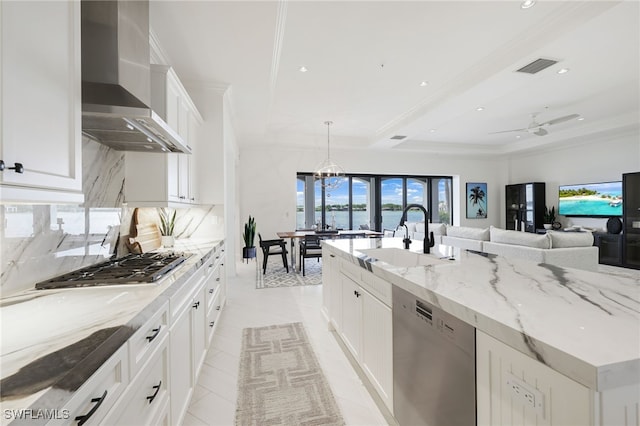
top-left (35, 252), bottom-right (190, 290)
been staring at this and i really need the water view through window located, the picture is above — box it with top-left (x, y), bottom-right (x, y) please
top-left (296, 174), bottom-right (452, 231)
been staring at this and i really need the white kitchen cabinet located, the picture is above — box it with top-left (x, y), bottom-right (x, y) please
top-left (0, 1), bottom-right (83, 203)
top-left (168, 266), bottom-right (207, 425)
top-left (102, 335), bottom-right (169, 426)
top-left (361, 289), bottom-right (393, 411)
top-left (340, 275), bottom-right (363, 360)
top-left (191, 285), bottom-right (207, 381)
top-left (125, 66), bottom-right (202, 207)
top-left (51, 345), bottom-right (129, 426)
top-left (476, 330), bottom-right (640, 426)
top-left (331, 254), bottom-right (394, 412)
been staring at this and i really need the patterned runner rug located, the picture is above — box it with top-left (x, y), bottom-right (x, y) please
top-left (235, 322), bottom-right (345, 426)
top-left (255, 256), bottom-right (322, 289)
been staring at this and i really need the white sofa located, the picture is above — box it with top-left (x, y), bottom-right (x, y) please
top-left (482, 227), bottom-right (598, 271)
top-left (441, 225), bottom-right (489, 252)
top-left (440, 225), bottom-right (598, 271)
top-left (392, 222), bottom-right (598, 271)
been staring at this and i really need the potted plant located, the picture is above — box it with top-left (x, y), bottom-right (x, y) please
top-left (543, 206), bottom-right (556, 230)
top-left (158, 208), bottom-right (177, 247)
top-left (242, 215), bottom-right (257, 260)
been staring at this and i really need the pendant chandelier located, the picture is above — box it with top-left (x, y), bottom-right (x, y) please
top-left (314, 121), bottom-right (345, 191)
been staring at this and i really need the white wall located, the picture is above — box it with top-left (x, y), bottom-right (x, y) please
top-left (506, 129), bottom-right (640, 230)
top-left (238, 128), bottom-right (639, 240)
top-left (238, 145), bottom-right (506, 238)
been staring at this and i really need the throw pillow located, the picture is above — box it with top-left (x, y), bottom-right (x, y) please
top-left (548, 231), bottom-right (594, 248)
top-left (490, 226), bottom-right (551, 249)
top-left (446, 225), bottom-right (490, 241)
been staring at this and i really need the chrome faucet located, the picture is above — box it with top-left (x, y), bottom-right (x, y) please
top-left (398, 203), bottom-right (436, 254)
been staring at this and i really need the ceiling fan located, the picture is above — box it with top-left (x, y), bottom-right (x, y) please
top-left (491, 112), bottom-right (580, 136)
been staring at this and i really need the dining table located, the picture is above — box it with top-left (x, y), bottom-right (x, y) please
top-left (276, 229), bottom-right (383, 271)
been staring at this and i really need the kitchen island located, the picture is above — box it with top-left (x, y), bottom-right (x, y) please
top-left (322, 237), bottom-right (640, 425)
top-left (0, 238), bottom-right (225, 425)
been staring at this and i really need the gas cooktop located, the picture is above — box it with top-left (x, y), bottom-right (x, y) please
top-left (35, 252), bottom-right (190, 290)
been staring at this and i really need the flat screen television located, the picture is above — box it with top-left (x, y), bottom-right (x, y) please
top-left (558, 181), bottom-right (623, 217)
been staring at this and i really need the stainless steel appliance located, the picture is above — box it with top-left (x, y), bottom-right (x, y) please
top-left (393, 285), bottom-right (476, 426)
top-left (35, 252), bottom-right (189, 290)
top-left (81, 0), bottom-right (190, 154)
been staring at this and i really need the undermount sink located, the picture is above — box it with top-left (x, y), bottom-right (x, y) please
top-left (360, 248), bottom-right (451, 268)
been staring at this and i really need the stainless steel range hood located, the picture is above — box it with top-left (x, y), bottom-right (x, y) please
top-left (81, 1), bottom-right (190, 154)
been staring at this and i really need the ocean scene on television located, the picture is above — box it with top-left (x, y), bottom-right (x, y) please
top-left (558, 181), bottom-right (623, 216)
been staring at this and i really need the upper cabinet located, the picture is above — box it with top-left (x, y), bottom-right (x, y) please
top-left (0, 1), bottom-right (83, 203)
top-left (125, 66), bottom-right (203, 206)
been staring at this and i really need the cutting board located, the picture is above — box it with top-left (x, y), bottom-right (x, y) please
top-left (127, 208), bottom-right (163, 253)
top-left (134, 223), bottom-right (162, 253)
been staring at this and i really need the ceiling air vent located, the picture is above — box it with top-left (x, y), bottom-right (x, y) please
top-left (390, 135), bottom-right (407, 140)
top-left (516, 58), bottom-right (558, 74)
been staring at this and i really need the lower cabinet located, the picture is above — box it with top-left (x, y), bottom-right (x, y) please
top-left (32, 244), bottom-right (227, 426)
top-left (102, 335), bottom-right (170, 425)
top-left (325, 250), bottom-right (393, 413)
top-left (476, 330), bottom-right (639, 426)
top-left (169, 268), bottom-right (206, 425)
top-left (54, 345), bottom-right (129, 426)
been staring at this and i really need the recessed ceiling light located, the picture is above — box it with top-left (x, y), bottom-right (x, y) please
top-left (420, 81), bottom-right (428, 87)
top-left (476, 107), bottom-right (484, 111)
top-left (299, 66), bottom-right (308, 73)
top-left (521, 0), bottom-right (536, 9)
top-left (557, 68), bottom-right (570, 74)
top-left (516, 135), bottom-right (521, 139)
top-left (429, 129), bottom-right (436, 133)
top-left (577, 117), bottom-right (585, 121)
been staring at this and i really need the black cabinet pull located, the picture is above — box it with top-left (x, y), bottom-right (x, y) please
top-left (216, 305), bottom-right (221, 311)
top-left (330, 254), bottom-right (335, 258)
top-left (75, 390), bottom-right (107, 425)
top-left (192, 301), bottom-right (200, 309)
top-left (146, 381), bottom-right (162, 404)
top-left (0, 161), bottom-right (24, 174)
top-left (354, 290), bottom-right (361, 298)
top-left (216, 277), bottom-right (220, 282)
top-left (146, 326), bottom-right (161, 342)
top-left (209, 321), bottom-right (215, 327)
top-left (208, 288), bottom-right (214, 294)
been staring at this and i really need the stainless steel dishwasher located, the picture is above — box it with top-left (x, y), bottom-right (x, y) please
top-left (393, 285), bottom-right (476, 426)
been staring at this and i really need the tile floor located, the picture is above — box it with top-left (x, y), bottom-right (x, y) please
top-left (183, 259), bottom-right (388, 426)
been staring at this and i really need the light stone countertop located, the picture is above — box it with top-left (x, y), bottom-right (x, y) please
top-left (324, 237), bottom-right (640, 392)
top-left (0, 238), bottom-right (223, 421)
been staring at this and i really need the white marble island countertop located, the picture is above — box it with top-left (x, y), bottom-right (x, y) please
top-left (0, 238), bottom-right (223, 421)
top-left (324, 237), bottom-right (640, 392)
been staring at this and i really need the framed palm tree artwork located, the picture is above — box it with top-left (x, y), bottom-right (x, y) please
top-left (466, 182), bottom-right (487, 219)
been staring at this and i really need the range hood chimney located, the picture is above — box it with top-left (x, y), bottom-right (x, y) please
top-left (81, 0), bottom-right (190, 154)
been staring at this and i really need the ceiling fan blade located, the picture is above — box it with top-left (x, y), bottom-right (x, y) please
top-left (488, 128), bottom-right (527, 135)
top-left (533, 128), bottom-right (548, 136)
top-left (540, 113), bottom-right (580, 126)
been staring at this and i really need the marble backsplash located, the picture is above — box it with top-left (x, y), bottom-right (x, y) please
top-left (1, 138), bottom-right (223, 297)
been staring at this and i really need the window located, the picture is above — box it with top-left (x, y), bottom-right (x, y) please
top-left (297, 173), bottom-right (453, 231)
top-left (380, 177), bottom-right (403, 231)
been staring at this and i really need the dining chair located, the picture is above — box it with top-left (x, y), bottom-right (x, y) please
top-left (258, 233), bottom-right (289, 274)
top-left (299, 234), bottom-right (323, 276)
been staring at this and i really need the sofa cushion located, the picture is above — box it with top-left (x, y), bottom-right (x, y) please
top-left (445, 225), bottom-right (489, 241)
top-left (415, 222), bottom-right (446, 235)
top-left (429, 223), bottom-right (446, 235)
top-left (548, 230), bottom-right (594, 248)
top-left (489, 226), bottom-right (551, 249)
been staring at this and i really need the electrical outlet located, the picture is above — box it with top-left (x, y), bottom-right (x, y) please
top-left (505, 372), bottom-right (545, 418)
